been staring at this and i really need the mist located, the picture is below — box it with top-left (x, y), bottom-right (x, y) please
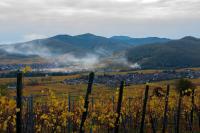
top-left (0, 40), bottom-right (141, 72)
top-left (53, 53), bottom-right (104, 70)
top-left (0, 42), bottom-right (52, 57)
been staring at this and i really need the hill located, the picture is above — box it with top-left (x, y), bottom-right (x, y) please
top-left (0, 34), bottom-right (170, 57)
top-left (110, 36), bottom-right (170, 45)
top-left (126, 36), bottom-right (200, 69)
top-left (0, 49), bottom-right (45, 64)
top-left (0, 33), bottom-right (131, 58)
top-left (0, 33), bottom-right (170, 66)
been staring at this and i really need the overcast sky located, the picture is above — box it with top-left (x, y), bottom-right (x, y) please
top-left (0, 0), bottom-right (200, 43)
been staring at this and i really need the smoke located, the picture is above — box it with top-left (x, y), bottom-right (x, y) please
top-left (129, 63), bottom-right (141, 69)
top-left (106, 56), bottom-right (141, 69)
top-left (0, 42), bottom-right (52, 57)
top-left (0, 42), bottom-right (141, 71)
top-left (52, 53), bottom-right (105, 70)
top-left (94, 47), bottom-right (111, 56)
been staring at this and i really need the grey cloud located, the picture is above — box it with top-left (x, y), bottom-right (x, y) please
top-left (1, 0), bottom-right (200, 19)
top-left (0, 0), bottom-right (200, 42)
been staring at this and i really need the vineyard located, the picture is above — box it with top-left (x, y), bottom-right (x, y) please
top-left (0, 72), bottom-right (200, 133)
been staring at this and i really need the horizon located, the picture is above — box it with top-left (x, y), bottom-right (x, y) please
top-left (0, 32), bottom-right (198, 45)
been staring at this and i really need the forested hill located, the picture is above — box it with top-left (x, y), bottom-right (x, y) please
top-left (126, 36), bottom-right (200, 69)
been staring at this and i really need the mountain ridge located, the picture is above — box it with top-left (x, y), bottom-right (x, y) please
top-left (0, 33), bottom-right (171, 57)
top-left (5, 33), bottom-right (200, 69)
top-left (126, 36), bottom-right (200, 69)
top-left (110, 36), bottom-right (170, 45)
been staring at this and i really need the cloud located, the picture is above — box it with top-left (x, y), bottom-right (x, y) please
top-left (1, 0), bottom-right (199, 19)
top-left (141, 0), bottom-right (162, 3)
top-left (0, 1), bottom-right (11, 7)
top-left (113, 0), bottom-right (136, 2)
top-left (23, 34), bottom-right (48, 41)
top-left (0, 0), bottom-right (200, 42)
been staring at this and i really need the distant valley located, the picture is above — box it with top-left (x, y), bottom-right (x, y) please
top-left (0, 33), bottom-right (170, 71)
top-left (0, 33), bottom-right (199, 71)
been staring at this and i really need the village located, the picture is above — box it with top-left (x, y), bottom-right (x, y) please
top-left (0, 63), bottom-right (56, 71)
top-left (64, 69), bottom-right (200, 87)
top-left (1, 63), bottom-right (200, 87)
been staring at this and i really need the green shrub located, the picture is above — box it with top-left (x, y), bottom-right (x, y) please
top-left (175, 78), bottom-right (195, 96)
top-left (0, 84), bottom-right (8, 96)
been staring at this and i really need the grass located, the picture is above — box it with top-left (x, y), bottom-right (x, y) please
top-left (0, 71), bottom-right (199, 99)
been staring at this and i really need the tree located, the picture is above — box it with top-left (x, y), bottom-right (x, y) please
top-left (0, 84), bottom-right (7, 96)
top-left (175, 79), bottom-right (196, 133)
top-left (175, 78), bottom-right (195, 96)
top-left (22, 66), bottom-right (32, 73)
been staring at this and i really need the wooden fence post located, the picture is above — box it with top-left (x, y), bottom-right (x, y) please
top-left (28, 95), bottom-right (34, 133)
top-left (176, 91), bottom-right (183, 133)
top-left (114, 81), bottom-right (125, 133)
top-left (140, 85), bottom-right (149, 133)
top-left (198, 112), bottom-right (200, 128)
top-left (26, 95), bottom-right (35, 133)
top-left (90, 97), bottom-right (94, 133)
top-left (79, 72), bottom-right (95, 133)
top-left (16, 71), bottom-right (23, 133)
top-left (162, 84), bottom-right (170, 133)
top-left (112, 96), bottom-right (115, 111)
top-left (68, 93), bottom-right (71, 133)
top-left (190, 89), bottom-right (195, 126)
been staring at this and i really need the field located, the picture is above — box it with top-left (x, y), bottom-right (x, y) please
top-left (0, 70), bottom-right (200, 132)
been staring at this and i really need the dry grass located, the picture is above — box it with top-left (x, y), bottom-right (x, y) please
top-left (1, 71), bottom-right (200, 98)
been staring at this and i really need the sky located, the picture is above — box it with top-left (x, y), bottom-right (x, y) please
top-left (0, 0), bottom-right (200, 43)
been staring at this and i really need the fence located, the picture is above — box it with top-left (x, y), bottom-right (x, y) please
top-left (6, 72), bottom-right (200, 133)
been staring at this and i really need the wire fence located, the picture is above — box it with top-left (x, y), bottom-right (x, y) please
top-left (1, 72), bottom-right (200, 133)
